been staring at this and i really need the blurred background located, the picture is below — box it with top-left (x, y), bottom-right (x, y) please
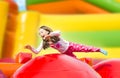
top-left (0, 0), bottom-right (120, 60)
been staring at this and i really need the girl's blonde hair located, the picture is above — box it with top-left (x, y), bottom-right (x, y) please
top-left (40, 26), bottom-right (60, 49)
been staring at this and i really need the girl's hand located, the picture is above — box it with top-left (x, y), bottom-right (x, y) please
top-left (48, 41), bottom-right (53, 45)
top-left (25, 45), bottom-right (39, 54)
top-left (25, 45), bottom-right (32, 50)
top-left (44, 35), bottom-right (50, 40)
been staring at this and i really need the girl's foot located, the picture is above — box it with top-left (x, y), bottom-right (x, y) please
top-left (100, 49), bottom-right (108, 55)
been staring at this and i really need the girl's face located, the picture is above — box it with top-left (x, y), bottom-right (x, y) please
top-left (39, 29), bottom-right (49, 38)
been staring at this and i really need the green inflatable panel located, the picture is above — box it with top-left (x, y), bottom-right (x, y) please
top-left (26, 0), bottom-right (62, 6)
top-left (62, 30), bottom-right (120, 47)
top-left (85, 0), bottom-right (120, 12)
top-left (37, 30), bottom-right (120, 47)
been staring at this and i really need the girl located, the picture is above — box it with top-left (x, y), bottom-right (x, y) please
top-left (25, 26), bottom-right (107, 58)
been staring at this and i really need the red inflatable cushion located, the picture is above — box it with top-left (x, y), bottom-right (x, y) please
top-left (15, 52), bottom-right (32, 64)
top-left (93, 59), bottom-right (120, 78)
top-left (13, 54), bottom-right (101, 78)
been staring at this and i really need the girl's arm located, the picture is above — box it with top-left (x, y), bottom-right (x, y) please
top-left (49, 30), bottom-right (61, 36)
top-left (25, 41), bottom-right (43, 54)
top-left (36, 41), bottom-right (43, 53)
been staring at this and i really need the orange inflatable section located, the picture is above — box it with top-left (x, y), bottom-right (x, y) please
top-left (0, 63), bottom-right (22, 78)
top-left (2, 0), bottom-right (18, 58)
top-left (75, 1), bottom-right (108, 13)
top-left (27, 1), bottom-right (109, 14)
top-left (0, 1), bottom-right (8, 58)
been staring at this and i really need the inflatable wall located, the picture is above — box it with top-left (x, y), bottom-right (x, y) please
top-left (10, 12), bottom-right (120, 59)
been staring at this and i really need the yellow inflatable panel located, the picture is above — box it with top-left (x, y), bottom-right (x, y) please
top-left (35, 48), bottom-right (120, 59)
top-left (74, 47), bottom-right (120, 59)
top-left (0, 1), bottom-right (8, 57)
top-left (12, 12), bottom-right (120, 59)
top-left (13, 11), bottom-right (40, 58)
top-left (39, 14), bottom-right (120, 31)
top-left (37, 13), bottom-right (120, 58)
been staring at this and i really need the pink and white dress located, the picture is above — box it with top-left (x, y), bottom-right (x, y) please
top-left (36, 31), bottom-right (101, 57)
